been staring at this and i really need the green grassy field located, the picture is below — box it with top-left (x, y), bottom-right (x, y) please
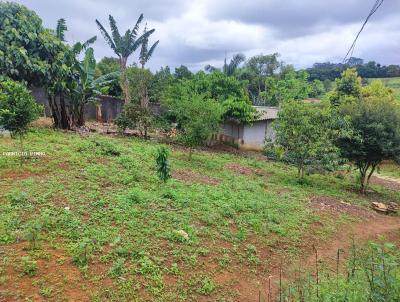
top-left (0, 128), bottom-right (399, 301)
top-left (367, 77), bottom-right (400, 100)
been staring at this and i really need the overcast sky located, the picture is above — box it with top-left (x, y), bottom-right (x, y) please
top-left (14, 0), bottom-right (400, 71)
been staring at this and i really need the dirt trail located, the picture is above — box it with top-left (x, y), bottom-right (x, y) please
top-left (371, 175), bottom-right (400, 191)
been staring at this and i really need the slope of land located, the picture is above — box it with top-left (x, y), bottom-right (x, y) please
top-left (0, 128), bottom-right (399, 301)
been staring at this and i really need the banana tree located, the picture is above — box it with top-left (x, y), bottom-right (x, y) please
top-left (139, 26), bottom-right (159, 69)
top-left (47, 18), bottom-right (97, 129)
top-left (96, 14), bottom-right (155, 103)
top-left (69, 47), bottom-right (119, 127)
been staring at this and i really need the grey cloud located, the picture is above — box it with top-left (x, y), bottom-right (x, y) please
top-left (206, 0), bottom-right (400, 38)
top-left (12, 0), bottom-right (400, 71)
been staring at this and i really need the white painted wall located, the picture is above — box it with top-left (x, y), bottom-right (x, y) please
top-left (243, 121), bottom-right (267, 146)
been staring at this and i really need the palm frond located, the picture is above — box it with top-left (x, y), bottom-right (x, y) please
top-left (108, 15), bottom-right (122, 48)
top-left (95, 19), bottom-right (119, 56)
top-left (82, 36), bottom-right (97, 49)
top-left (72, 36), bottom-right (97, 55)
top-left (132, 14), bottom-right (144, 37)
top-left (227, 53), bottom-right (246, 76)
top-left (205, 64), bottom-right (218, 72)
top-left (93, 71), bottom-right (121, 85)
top-left (146, 40), bottom-right (159, 61)
top-left (132, 28), bottom-right (155, 53)
top-left (83, 48), bottom-right (96, 82)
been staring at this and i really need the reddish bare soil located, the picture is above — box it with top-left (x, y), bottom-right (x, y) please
top-left (172, 169), bottom-right (220, 185)
top-left (0, 242), bottom-right (91, 302)
top-left (225, 163), bottom-right (270, 177)
top-left (311, 196), bottom-right (376, 218)
top-left (0, 170), bottom-right (44, 181)
top-left (371, 175), bottom-right (400, 191)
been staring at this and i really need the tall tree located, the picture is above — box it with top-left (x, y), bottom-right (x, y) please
top-left (139, 25), bottom-right (159, 69)
top-left (96, 15), bottom-right (155, 103)
top-left (336, 81), bottom-right (400, 193)
top-left (95, 57), bottom-right (122, 97)
top-left (328, 68), bottom-right (362, 106)
top-left (0, 2), bottom-right (66, 87)
top-left (274, 100), bottom-right (340, 179)
top-left (223, 53), bottom-right (246, 76)
top-left (55, 18), bottom-right (67, 42)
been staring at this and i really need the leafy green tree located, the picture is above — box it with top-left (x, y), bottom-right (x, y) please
top-left (0, 2), bottom-right (66, 86)
top-left (165, 71), bottom-right (257, 124)
top-left (328, 68), bottom-right (362, 106)
top-left (150, 66), bottom-right (174, 103)
top-left (165, 93), bottom-right (223, 159)
top-left (96, 14), bottom-right (155, 103)
top-left (155, 146), bottom-right (171, 183)
top-left (221, 97), bottom-right (258, 124)
top-left (95, 57), bottom-right (122, 97)
top-left (126, 67), bottom-right (153, 108)
top-left (0, 78), bottom-right (42, 161)
top-left (260, 69), bottom-right (316, 105)
top-left (139, 26), bottom-right (159, 69)
top-left (174, 65), bottom-right (193, 80)
top-left (0, 79), bottom-right (41, 136)
top-left (336, 89), bottom-right (400, 192)
top-left (274, 100), bottom-right (340, 179)
top-left (241, 53), bottom-right (281, 99)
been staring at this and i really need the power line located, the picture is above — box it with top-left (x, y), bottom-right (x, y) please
top-left (343, 0), bottom-right (384, 63)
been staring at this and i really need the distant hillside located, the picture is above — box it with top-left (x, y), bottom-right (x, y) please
top-left (367, 77), bottom-right (400, 101)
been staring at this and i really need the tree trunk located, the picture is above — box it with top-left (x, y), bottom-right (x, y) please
top-left (358, 163), bottom-right (369, 194)
top-left (59, 93), bottom-right (70, 129)
top-left (298, 161), bottom-right (305, 179)
top-left (48, 95), bottom-right (61, 128)
top-left (76, 104), bottom-right (85, 127)
top-left (120, 57), bottom-right (130, 104)
top-left (366, 162), bottom-right (379, 189)
top-left (96, 103), bottom-right (103, 122)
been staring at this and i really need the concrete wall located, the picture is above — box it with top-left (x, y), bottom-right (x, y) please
top-left (265, 120), bottom-right (276, 142)
top-left (30, 87), bottom-right (124, 121)
top-left (243, 121), bottom-right (267, 146)
top-left (222, 122), bottom-right (244, 140)
top-left (220, 119), bottom-right (276, 151)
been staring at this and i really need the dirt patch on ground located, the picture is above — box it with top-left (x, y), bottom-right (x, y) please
top-left (172, 170), bottom-right (220, 186)
top-left (225, 163), bottom-right (269, 177)
top-left (310, 196), bottom-right (376, 218)
top-left (371, 175), bottom-right (400, 191)
top-left (0, 242), bottom-right (91, 301)
top-left (0, 170), bottom-right (45, 181)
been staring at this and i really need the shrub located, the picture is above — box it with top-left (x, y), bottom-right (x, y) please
top-left (115, 103), bottom-right (153, 138)
top-left (20, 256), bottom-right (37, 276)
top-left (274, 100), bottom-right (341, 179)
top-left (155, 146), bottom-right (171, 183)
top-left (0, 79), bottom-right (41, 137)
